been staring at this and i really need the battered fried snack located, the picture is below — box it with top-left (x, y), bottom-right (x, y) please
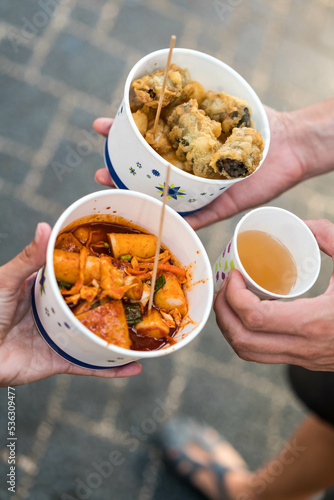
top-left (161, 81), bottom-right (206, 121)
top-left (210, 127), bottom-right (264, 179)
top-left (167, 99), bottom-right (222, 178)
top-left (129, 64), bottom-right (265, 180)
top-left (160, 150), bottom-right (189, 173)
top-left (131, 64), bottom-right (190, 109)
top-left (132, 108), bottom-right (149, 136)
top-left (145, 119), bottom-right (173, 155)
top-left (200, 91), bottom-right (252, 135)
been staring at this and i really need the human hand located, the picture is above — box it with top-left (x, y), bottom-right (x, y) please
top-left (93, 117), bottom-right (115, 187)
top-left (0, 223), bottom-right (142, 386)
top-left (213, 219), bottom-right (334, 371)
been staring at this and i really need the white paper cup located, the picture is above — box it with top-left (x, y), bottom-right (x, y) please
top-left (213, 207), bottom-right (321, 299)
top-left (32, 190), bottom-right (213, 369)
top-left (105, 48), bottom-right (270, 216)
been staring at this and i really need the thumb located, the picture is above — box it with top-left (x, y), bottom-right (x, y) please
top-left (304, 219), bottom-right (334, 258)
top-left (0, 223), bottom-right (52, 292)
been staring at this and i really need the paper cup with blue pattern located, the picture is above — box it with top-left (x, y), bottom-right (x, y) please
top-left (32, 190), bottom-right (214, 370)
top-left (105, 48), bottom-right (270, 216)
top-left (213, 207), bottom-right (321, 299)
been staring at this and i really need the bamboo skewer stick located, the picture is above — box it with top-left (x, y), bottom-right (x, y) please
top-left (148, 164), bottom-right (171, 312)
top-left (152, 35), bottom-right (176, 137)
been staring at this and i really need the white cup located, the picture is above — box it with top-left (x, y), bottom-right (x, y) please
top-left (32, 190), bottom-right (213, 369)
top-left (213, 207), bottom-right (321, 299)
top-left (105, 48), bottom-right (270, 216)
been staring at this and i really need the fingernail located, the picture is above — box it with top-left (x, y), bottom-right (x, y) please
top-left (35, 223), bottom-right (42, 244)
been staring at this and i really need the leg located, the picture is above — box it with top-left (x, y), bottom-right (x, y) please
top-left (159, 415), bottom-right (334, 500)
top-left (228, 414), bottom-right (334, 500)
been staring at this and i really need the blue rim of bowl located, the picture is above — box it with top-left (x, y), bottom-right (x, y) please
top-left (32, 277), bottom-right (124, 370)
top-left (104, 139), bottom-right (202, 217)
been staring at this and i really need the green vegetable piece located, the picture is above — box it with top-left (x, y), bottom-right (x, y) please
top-left (120, 254), bottom-right (132, 261)
top-left (58, 280), bottom-right (72, 290)
top-left (154, 275), bottom-right (166, 293)
top-left (123, 303), bottom-right (142, 325)
top-left (103, 242), bottom-right (110, 248)
top-left (90, 300), bottom-right (101, 310)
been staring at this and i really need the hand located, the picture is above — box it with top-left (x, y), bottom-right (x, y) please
top-left (213, 219), bottom-right (334, 372)
top-left (0, 223), bottom-right (142, 386)
top-left (93, 117), bottom-right (115, 187)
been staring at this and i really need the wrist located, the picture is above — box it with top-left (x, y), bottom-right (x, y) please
top-left (284, 99), bottom-right (334, 181)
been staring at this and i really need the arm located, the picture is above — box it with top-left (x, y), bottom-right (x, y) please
top-left (213, 219), bottom-right (334, 371)
top-left (0, 223), bottom-right (141, 386)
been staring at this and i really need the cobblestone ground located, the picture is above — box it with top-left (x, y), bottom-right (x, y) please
top-left (0, 1), bottom-right (334, 499)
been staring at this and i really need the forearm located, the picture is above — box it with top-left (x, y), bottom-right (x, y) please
top-left (285, 98), bottom-right (334, 180)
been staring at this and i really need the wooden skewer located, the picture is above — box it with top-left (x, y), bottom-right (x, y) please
top-left (152, 35), bottom-right (176, 137)
top-left (148, 164), bottom-right (171, 312)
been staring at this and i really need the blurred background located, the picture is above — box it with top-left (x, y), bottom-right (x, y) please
top-left (0, 0), bottom-right (334, 498)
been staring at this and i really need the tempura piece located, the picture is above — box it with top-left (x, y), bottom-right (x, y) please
top-left (167, 99), bottom-right (222, 177)
top-left (132, 108), bottom-right (149, 136)
top-left (210, 127), bottom-right (264, 179)
top-left (131, 64), bottom-right (185, 108)
top-left (77, 301), bottom-right (131, 349)
top-left (161, 81), bottom-right (206, 120)
top-left (160, 150), bottom-right (189, 173)
top-left (200, 91), bottom-right (252, 135)
top-left (145, 119), bottom-right (173, 155)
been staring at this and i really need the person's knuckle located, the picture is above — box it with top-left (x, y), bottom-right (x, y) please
top-left (19, 244), bottom-right (34, 265)
top-left (242, 308), bottom-right (264, 330)
top-left (230, 334), bottom-right (247, 353)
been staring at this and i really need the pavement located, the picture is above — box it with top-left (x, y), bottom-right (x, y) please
top-left (0, 0), bottom-right (334, 499)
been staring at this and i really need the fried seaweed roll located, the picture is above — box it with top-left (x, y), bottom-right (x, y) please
top-left (200, 91), bottom-right (252, 136)
top-left (210, 127), bottom-right (264, 179)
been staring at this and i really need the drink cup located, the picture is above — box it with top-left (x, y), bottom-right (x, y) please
top-left (213, 207), bottom-right (321, 299)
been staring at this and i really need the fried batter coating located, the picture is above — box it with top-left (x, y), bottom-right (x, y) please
top-left (160, 150), bottom-right (190, 173)
top-left (132, 108), bottom-right (149, 136)
top-left (131, 64), bottom-right (186, 109)
top-left (145, 119), bottom-right (172, 156)
top-left (161, 81), bottom-right (206, 121)
top-left (210, 127), bottom-right (264, 179)
top-left (167, 99), bottom-right (222, 178)
top-left (201, 91), bottom-right (252, 135)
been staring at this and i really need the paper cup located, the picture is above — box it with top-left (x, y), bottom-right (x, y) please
top-left (105, 48), bottom-right (270, 216)
top-left (213, 207), bottom-right (321, 299)
top-left (32, 190), bottom-right (213, 369)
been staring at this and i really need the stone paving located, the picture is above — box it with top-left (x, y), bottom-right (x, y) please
top-left (0, 0), bottom-right (334, 499)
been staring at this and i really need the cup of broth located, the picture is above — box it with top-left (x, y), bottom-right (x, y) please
top-left (213, 207), bottom-right (321, 299)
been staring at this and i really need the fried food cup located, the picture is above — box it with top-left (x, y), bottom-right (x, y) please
top-left (213, 207), bottom-right (321, 299)
top-left (105, 48), bottom-right (270, 216)
top-left (32, 190), bottom-right (213, 370)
